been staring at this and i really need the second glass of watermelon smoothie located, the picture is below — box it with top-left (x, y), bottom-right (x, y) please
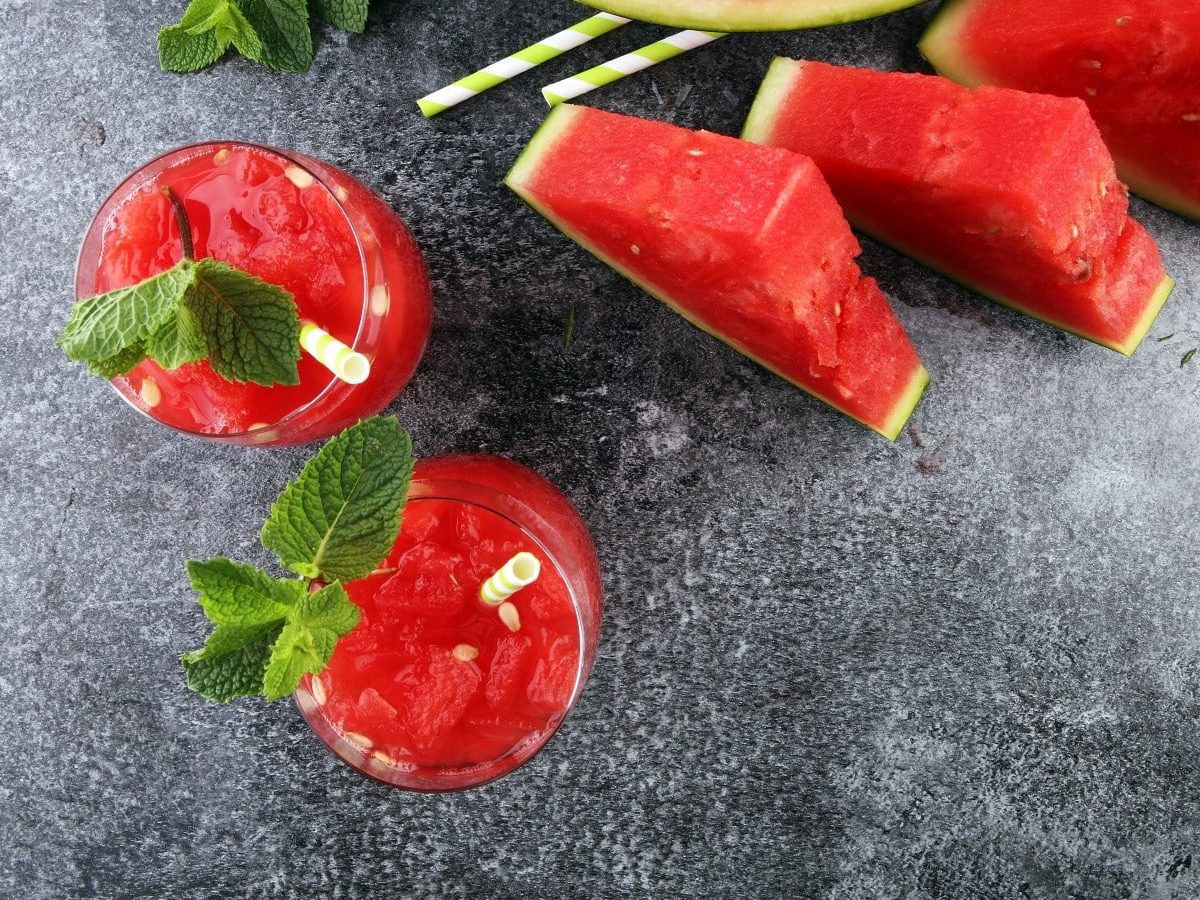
top-left (74, 142), bottom-right (432, 446)
top-left (296, 455), bottom-right (604, 791)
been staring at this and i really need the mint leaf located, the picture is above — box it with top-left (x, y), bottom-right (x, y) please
top-left (146, 303), bottom-right (206, 370)
top-left (186, 258), bottom-right (301, 386)
top-left (159, 22), bottom-right (227, 72)
top-left (261, 416), bottom-right (413, 582)
top-left (218, 1), bottom-right (265, 59)
top-left (182, 565), bottom-right (359, 701)
top-left (158, 0), bottom-right (263, 72)
top-left (186, 558), bottom-right (305, 624)
top-left (313, 0), bottom-right (369, 33)
top-left (59, 261), bottom-right (195, 365)
top-left (88, 343), bottom-right (149, 379)
top-left (239, 0), bottom-right (314, 72)
top-left (262, 583), bottom-right (359, 700)
top-left (181, 621), bottom-right (282, 702)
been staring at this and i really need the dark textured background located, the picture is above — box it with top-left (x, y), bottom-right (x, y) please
top-left (2, 1), bottom-right (1198, 897)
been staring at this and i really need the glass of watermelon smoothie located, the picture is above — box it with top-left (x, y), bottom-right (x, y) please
top-left (74, 142), bottom-right (432, 446)
top-left (295, 455), bottom-right (604, 791)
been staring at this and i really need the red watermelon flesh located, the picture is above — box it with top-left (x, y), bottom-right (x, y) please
top-left (743, 60), bottom-right (1173, 355)
top-left (505, 104), bottom-right (928, 440)
top-left (919, 0), bottom-right (1200, 221)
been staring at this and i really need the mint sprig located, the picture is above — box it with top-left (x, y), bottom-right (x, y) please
top-left (182, 416), bottom-right (414, 702)
top-left (262, 416), bottom-right (414, 582)
top-left (158, 0), bottom-right (371, 74)
top-left (60, 188), bottom-right (301, 387)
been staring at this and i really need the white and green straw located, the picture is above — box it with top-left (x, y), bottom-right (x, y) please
top-left (480, 552), bottom-right (541, 605)
top-left (542, 30), bottom-right (727, 106)
top-left (300, 321), bottom-right (371, 385)
top-left (417, 13), bottom-right (631, 117)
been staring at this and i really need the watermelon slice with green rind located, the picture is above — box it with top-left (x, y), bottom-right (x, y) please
top-left (506, 104), bottom-right (928, 440)
top-left (575, 0), bottom-right (929, 31)
top-left (743, 59), bottom-right (1174, 356)
top-left (919, 0), bottom-right (1200, 222)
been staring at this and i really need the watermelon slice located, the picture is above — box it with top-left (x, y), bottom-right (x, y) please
top-left (505, 104), bottom-right (928, 440)
top-left (919, 0), bottom-right (1200, 221)
top-left (743, 60), bottom-right (1174, 356)
top-left (575, 0), bottom-right (928, 31)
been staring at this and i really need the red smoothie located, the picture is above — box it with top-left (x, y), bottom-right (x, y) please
top-left (74, 142), bottom-right (432, 445)
top-left (296, 455), bottom-right (603, 791)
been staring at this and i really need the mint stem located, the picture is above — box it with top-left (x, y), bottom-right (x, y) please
top-left (161, 186), bottom-right (195, 261)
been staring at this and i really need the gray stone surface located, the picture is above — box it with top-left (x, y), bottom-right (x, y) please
top-left (1, 0), bottom-right (1198, 896)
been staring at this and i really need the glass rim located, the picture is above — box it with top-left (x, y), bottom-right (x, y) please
top-left (295, 475), bottom-right (597, 792)
top-left (74, 139), bottom-right (372, 443)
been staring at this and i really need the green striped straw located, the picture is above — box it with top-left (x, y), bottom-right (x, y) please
top-left (417, 13), bottom-right (631, 117)
top-left (300, 321), bottom-right (370, 385)
top-left (542, 30), bottom-right (727, 106)
top-left (480, 552), bottom-right (541, 605)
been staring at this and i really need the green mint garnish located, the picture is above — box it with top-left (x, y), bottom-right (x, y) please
top-left (182, 416), bottom-right (414, 702)
top-left (312, 0), bottom-right (369, 33)
top-left (158, 0), bottom-right (263, 73)
top-left (238, 0), bottom-right (313, 73)
top-left (60, 187), bottom-right (301, 387)
top-left (158, 0), bottom-right (370, 74)
top-left (1182, 348), bottom-right (1197, 368)
top-left (262, 415), bottom-right (414, 582)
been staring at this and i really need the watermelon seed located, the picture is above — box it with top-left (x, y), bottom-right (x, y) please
top-left (687, 149), bottom-right (704, 157)
top-left (498, 602), bottom-right (521, 632)
top-left (1115, 16), bottom-right (1131, 27)
top-left (370, 284), bottom-right (390, 316)
top-left (1099, 182), bottom-right (1108, 198)
top-left (1085, 88), bottom-right (1098, 97)
top-left (1081, 59), bottom-right (1103, 69)
top-left (310, 676), bottom-right (327, 706)
top-left (371, 750), bottom-right (396, 767)
top-left (139, 377), bottom-right (161, 408)
top-left (1070, 225), bottom-right (1079, 240)
top-left (1182, 114), bottom-right (1200, 122)
top-left (285, 165), bottom-right (315, 189)
top-left (343, 731), bottom-right (373, 752)
top-left (335, 185), bottom-right (350, 203)
top-left (212, 149), bottom-right (230, 165)
top-left (631, 244), bottom-right (641, 255)
top-left (453, 643), bottom-right (479, 662)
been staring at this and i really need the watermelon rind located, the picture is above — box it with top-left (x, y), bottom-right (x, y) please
top-left (505, 105), bottom-right (930, 441)
top-left (742, 57), bottom-right (801, 145)
top-left (849, 218), bottom-right (1174, 357)
top-left (919, 0), bottom-right (1200, 222)
top-left (575, 0), bottom-right (930, 32)
top-left (743, 56), bottom-right (1175, 356)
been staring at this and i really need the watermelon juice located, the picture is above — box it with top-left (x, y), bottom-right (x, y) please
top-left (74, 142), bottom-right (432, 446)
top-left (296, 455), bottom-right (604, 791)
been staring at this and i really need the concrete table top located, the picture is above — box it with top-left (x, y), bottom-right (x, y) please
top-left (1, 1), bottom-right (1198, 896)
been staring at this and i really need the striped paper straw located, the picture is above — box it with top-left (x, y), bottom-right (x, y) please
top-left (480, 552), bottom-right (541, 606)
top-left (417, 13), bottom-right (631, 117)
top-left (542, 30), bottom-right (727, 106)
top-left (300, 321), bottom-right (371, 385)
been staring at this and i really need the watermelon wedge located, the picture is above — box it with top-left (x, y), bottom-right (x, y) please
top-left (919, 0), bottom-right (1200, 221)
top-left (575, 0), bottom-right (928, 31)
top-left (743, 60), bottom-right (1174, 356)
top-left (505, 104), bottom-right (929, 440)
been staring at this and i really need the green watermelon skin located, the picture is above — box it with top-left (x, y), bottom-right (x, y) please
top-left (505, 104), bottom-right (929, 440)
top-left (743, 59), bottom-right (1173, 356)
top-left (575, 0), bottom-right (928, 31)
top-left (919, 0), bottom-right (1200, 221)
